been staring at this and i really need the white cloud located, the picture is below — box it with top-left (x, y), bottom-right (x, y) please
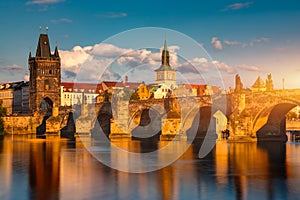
top-left (58, 43), bottom-right (182, 83)
top-left (177, 58), bottom-right (210, 74)
top-left (0, 64), bottom-right (27, 83)
top-left (236, 64), bottom-right (262, 72)
top-left (224, 40), bottom-right (248, 48)
top-left (50, 18), bottom-right (72, 24)
top-left (250, 37), bottom-right (270, 46)
top-left (96, 12), bottom-right (128, 19)
top-left (89, 43), bottom-right (132, 58)
top-left (59, 42), bottom-right (252, 85)
top-left (223, 2), bottom-right (253, 11)
top-left (212, 60), bottom-right (236, 74)
top-left (26, 0), bottom-right (64, 5)
top-left (211, 37), bottom-right (223, 50)
top-left (0, 64), bottom-right (26, 74)
top-left (221, 37), bottom-right (270, 48)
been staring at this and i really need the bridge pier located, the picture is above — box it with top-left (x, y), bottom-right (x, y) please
top-left (109, 100), bottom-right (131, 140)
top-left (160, 117), bottom-right (186, 141)
top-left (76, 104), bottom-right (95, 134)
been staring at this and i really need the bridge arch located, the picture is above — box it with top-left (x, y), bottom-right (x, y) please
top-left (90, 102), bottom-right (113, 137)
top-left (252, 98), bottom-right (300, 141)
top-left (185, 106), bottom-right (213, 143)
top-left (129, 106), bottom-right (165, 139)
top-left (40, 97), bottom-right (53, 117)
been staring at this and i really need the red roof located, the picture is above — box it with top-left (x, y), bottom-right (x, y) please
top-left (102, 81), bottom-right (118, 88)
top-left (102, 81), bottom-right (141, 91)
top-left (61, 82), bottom-right (103, 94)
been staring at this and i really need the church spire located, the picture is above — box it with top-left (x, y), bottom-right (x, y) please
top-left (162, 39), bottom-right (170, 67)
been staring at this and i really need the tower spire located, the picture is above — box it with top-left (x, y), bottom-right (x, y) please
top-left (54, 41), bottom-right (59, 57)
top-left (162, 39), bottom-right (170, 67)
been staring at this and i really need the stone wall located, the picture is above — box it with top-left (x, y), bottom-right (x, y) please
top-left (3, 115), bottom-right (41, 134)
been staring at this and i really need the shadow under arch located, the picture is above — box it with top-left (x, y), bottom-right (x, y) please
top-left (253, 100), bottom-right (300, 142)
top-left (130, 107), bottom-right (164, 141)
top-left (91, 102), bottom-right (113, 140)
top-left (36, 97), bottom-right (54, 135)
top-left (186, 106), bottom-right (212, 144)
top-left (40, 97), bottom-right (53, 117)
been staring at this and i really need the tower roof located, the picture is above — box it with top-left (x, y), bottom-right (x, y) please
top-left (33, 33), bottom-right (60, 59)
top-left (252, 76), bottom-right (265, 88)
top-left (54, 44), bottom-right (59, 57)
top-left (36, 34), bottom-right (51, 57)
top-left (155, 40), bottom-right (175, 72)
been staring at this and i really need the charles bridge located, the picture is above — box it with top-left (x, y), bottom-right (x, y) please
top-left (3, 88), bottom-right (300, 143)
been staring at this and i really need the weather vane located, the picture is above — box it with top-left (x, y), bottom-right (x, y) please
top-left (46, 26), bottom-right (49, 33)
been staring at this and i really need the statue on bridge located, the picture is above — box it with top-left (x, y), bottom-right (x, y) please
top-left (266, 73), bottom-right (274, 91)
top-left (235, 74), bottom-right (243, 93)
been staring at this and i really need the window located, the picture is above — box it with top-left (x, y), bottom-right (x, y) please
top-left (44, 80), bottom-right (50, 90)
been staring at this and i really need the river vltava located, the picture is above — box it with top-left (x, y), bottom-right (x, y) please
top-left (0, 135), bottom-right (300, 200)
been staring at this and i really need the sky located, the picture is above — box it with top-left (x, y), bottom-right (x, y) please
top-left (0, 0), bottom-right (300, 90)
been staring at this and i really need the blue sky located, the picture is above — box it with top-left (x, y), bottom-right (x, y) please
top-left (0, 0), bottom-right (300, 89)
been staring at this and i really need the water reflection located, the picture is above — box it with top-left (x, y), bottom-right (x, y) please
top-left (29, 140), bottom-right (60, 200)
top-left (0, 136), bottom-right (300, 199)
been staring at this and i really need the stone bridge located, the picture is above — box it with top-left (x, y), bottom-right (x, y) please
top-left (76, 94), bottom-right (228, 142)
top-left (76, 89), bottom-right (300, 142)
top-left (229, 89), bottom-right (300, 142)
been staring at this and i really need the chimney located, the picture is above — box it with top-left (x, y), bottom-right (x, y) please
top-left (125, 76), bottom-right (128, 83)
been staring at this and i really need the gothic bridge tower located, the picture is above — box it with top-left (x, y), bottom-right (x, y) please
top-left (28, 32), bottom-right (61, 114)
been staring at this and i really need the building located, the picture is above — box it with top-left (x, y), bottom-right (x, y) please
top-left (0, 83), bottom-right (14, 115)
top-left (0, 81), bottom-right (29, 115)
top-left (154, 40), bottom-right (176, 89)
top-left (150, 84), bottom-right (172, 99)
top-left (61, 82), bottom-right (102, 106)
top-left (28, 32), bottom-right (61, 113)
top-left (13, 81), bottom-right (30, 114)
top-left (61, 79), bottom-right (141, 106)
top-left (174, 83), bottom-right (220, 97)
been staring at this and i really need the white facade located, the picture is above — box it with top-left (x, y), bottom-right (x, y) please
top-left (153, 84), bottom-right (171, 99)
top-left (60, 84), bottom-right (100, 106)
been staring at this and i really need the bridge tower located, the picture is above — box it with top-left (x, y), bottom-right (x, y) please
top-left (155, 40), bottom-right (176, 89)
top-left (28, 31), bottom-right (61, 114)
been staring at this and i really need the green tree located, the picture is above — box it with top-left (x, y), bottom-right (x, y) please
top-left (0, 100), bottom-right (6, 135)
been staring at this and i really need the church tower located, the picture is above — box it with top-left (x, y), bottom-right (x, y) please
top-left (155, 40), bottom-right (176, 88)
top-left (28, 32), bottom-right (61, 113)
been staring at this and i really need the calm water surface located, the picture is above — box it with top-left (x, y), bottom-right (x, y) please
top-left (0, 135), bottom-right (300, 200)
